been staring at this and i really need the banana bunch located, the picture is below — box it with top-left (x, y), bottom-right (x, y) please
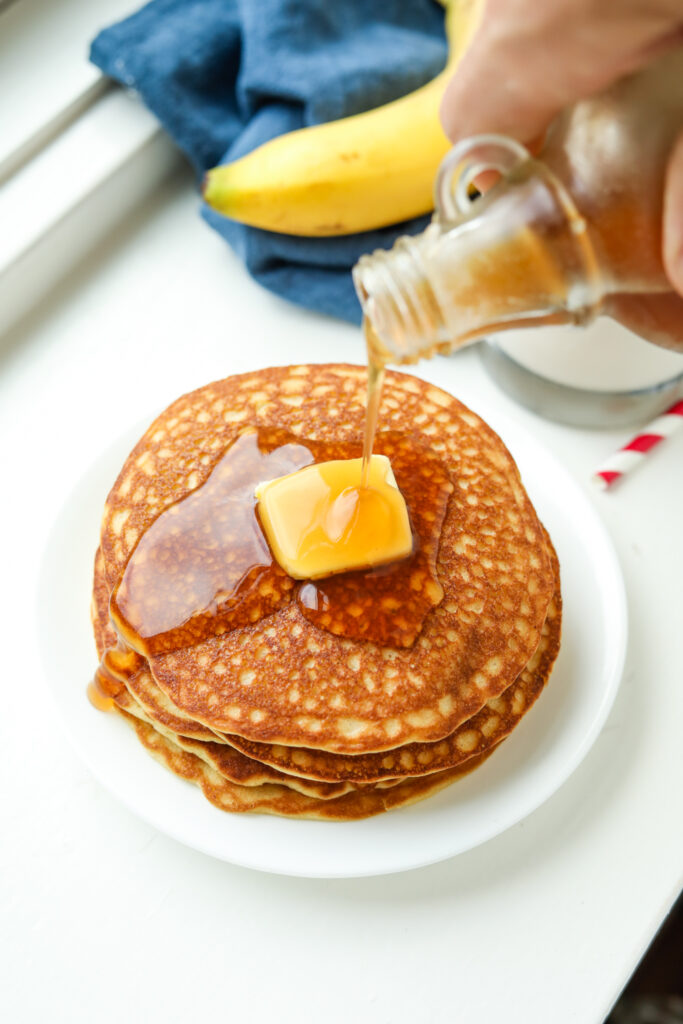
top-left (202, 1), bottom-right (481, 236)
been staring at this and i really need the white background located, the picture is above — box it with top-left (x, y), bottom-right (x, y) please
top-left (1, 164), bottom-right (682, 1023)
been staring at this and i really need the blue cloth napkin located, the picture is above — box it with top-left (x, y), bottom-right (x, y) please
top-left (91, 0), bottom-right (447, 324)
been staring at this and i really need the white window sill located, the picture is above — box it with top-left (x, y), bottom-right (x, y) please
top-left (0, 0), bottom-right (142, 181)
top-left (0, 0), bottom-right (182, 337)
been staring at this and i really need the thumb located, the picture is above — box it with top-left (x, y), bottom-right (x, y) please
top-left (606, 292), bottom-right (683, 353)
top-left (439, 0), bottom-right (682, 146)
top-left (663, 129), bottom-right (683, 297)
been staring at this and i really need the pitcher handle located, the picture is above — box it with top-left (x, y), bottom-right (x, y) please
top-left (435, 134), bottom-right (532, 223)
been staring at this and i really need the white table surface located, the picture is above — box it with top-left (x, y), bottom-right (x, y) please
top-left (2, 166), bottom-right (681, 1024)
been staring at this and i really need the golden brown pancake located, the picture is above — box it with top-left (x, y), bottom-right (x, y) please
top-left (96, 571), bottom-right (495, 814)
top-left (112, 686), bottom-right (360, 799)
top-left (120, 709), bottom-right (496, 821)
top-left (93, 548), bottom-right (559, 797)
top-left (92, 555), bottom-right (369, 798)
top-left (94, 542), bottom-right (560, 784)
top-left (226, 572), bottom-right (560, 781)
top-left (91, 547), bottom-right (117, 657)
top-left (99, 364), bottom-right (555, 754)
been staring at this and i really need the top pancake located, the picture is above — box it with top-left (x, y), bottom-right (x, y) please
top-left (100, 364), bottom-right (554, 754)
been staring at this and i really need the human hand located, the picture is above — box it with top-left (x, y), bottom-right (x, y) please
top-left (440, 0), bottom-right (683, 351)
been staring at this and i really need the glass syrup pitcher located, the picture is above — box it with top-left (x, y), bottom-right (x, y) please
top-left (353, 48), bottom-right (683, 372)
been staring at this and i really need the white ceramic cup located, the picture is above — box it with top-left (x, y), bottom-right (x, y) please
top-left (481, 318), bottom-right (683, 428)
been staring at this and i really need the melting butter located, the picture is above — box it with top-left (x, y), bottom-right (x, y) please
top-left (255, 454), bottom-right (412, 580)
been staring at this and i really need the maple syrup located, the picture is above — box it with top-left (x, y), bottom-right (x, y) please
top-left (86, 676), bottom-right (115, 712)
top-left (89, 638), bottom-right (143, 709)
top-left (94, 423), bottom-right (450, 687)
top-left (110, 429), bottom-right (310, 657)
top-left (360, 321), bottom-right (386, 489)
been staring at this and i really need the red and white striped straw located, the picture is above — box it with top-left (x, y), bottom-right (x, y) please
top-left (592, 398), bottom-right (683, 490)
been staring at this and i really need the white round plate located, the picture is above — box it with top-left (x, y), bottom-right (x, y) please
top-left (37, 399), bottom-right (627, 878)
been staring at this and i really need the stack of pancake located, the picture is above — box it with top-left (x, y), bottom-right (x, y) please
top-left (91, 364), bottom-right (561, 820)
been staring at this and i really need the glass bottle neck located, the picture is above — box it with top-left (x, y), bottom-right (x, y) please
top-left (353, 157), bottom-right (603, 367)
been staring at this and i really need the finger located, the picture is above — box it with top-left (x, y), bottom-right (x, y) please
top-left (605, 292), bottom-right (683, 353)
top-left (439, 16), bottom-right (567, 144)
top-left (440, 0), bottom-right (683, 145)
top-left (663, 129), bottom-right (683, 297)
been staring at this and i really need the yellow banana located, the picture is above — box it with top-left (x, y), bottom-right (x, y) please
top-left (202, 0), bottom-right (482, 236)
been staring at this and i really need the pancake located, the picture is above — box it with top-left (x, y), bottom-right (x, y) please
top-left (91, 547), bottom-right (116, 656)
top-left (112, 686), bottom-right (360, 799)
top-left (225, 564), bottom-right (560, 781)
top-left (118, 709), bottom-right (496, 821)
top-left (100, 364), bottom-right (555, 754)
top-left (93, 557), bottom-right (520, 802)
top-left (96, 581), bottom-right (491, 813)
top-left (92, 548), bottom-right (223, 743)
top-left (126, 667), bottom-right (227, 743)
top-left (102, 550), bottom-right (561, 783)
top-left (93, 552), bottom-right (371, 798)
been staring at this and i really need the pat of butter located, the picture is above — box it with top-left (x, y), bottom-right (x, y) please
top-left (255, 455), bottom-right (412, 580)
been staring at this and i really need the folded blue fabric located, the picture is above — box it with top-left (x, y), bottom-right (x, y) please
top-left (91, 0), bottom-right (447, 324)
